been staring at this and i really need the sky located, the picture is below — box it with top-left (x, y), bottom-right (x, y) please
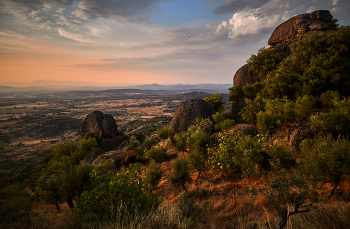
top-left (0, 0), bottom-right (349, 86)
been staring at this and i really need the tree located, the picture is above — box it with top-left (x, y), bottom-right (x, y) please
top-left (203, 93), bottom-right (225, 112)
top-left (298, 134), bottom-right (350, 198)
top-left (228, 85), bottom-right (245, 104)
top-left (77, 163), bottom-right (160, 220)
top-left (168, 155), bottom-right (192, 191)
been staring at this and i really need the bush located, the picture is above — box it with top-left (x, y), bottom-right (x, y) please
top-left (168, 155), bottom-right (192, 191)
top-left (228, 85), bottom-right (245, 104)
top-left (188, 148), bottom-right (205, 181)
top-left (203, 93), bottom-right (225, 112)
top-left (77, 163), bottom-right (161, 220)
top-left (298, 134), bottom-right (350, 198)
top-left (144, 146), bottom-right (168, 163)
top-left (208, 132), bottom-right (264, 176)
top-left (156, 126), bottom-right (175, 140)
top-left (145, 160), bottom-right (164, 187)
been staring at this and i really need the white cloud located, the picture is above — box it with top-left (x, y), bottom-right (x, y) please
top-left (57, 28), bottom-right (98, 43)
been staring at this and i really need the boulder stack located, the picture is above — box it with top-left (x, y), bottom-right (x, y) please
top-left (78, 111), bottom-right (119, 141)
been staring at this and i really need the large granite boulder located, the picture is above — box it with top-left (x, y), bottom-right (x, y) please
top-left (78, 111), bottom-right (119, 140)
top-left (268, 10), bottom-right (333, 46)
top-left (170, 99), bottom-right (216, 133)
top-left (233, 64), bottom-right (258, 87)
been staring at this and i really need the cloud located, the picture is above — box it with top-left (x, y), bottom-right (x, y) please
top-left (214, 0), bottom-right (270, 14)
top-left (57, 28), bottom-right (97, 43)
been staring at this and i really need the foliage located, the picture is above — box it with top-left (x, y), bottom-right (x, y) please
top-left (38, 134), bottom-right (99, 210)
top-left (145, 160), bottom-right (164, 187)
top-left (77, 163), bottom-right (161, 220)
top-left (174, 125), bottom-right (211, 153)
top-left (228, 85), bottom-right (245, 104)
top-left (156, 125), bottom-right (175, 140)
top-left (144, 146), bottom-right (168, 163)
top-left (208, 132), bottom-right (264, 176)
top-left (311, 96), bottom-right (350, 137)
top-left (248, 47), bottom-right (286, 81)
top-left (232, 27), bottom-right (350, 135)
top-left (203, 93), bottom-right (225, 112)
top-left (212, 110), bottom-right (235, 131)
top-left (123, 136), bottom-right (158, 160)
top-left (188, 148), bottom-right (205, 182)
top-left (251, 165), bottom-right (320, 229)
top-left (167, 155), bottom-right (192, 191)
top-left (177, 191), bottom-right (201, 218)
top-left (298, 134), bottom-right (350, 198)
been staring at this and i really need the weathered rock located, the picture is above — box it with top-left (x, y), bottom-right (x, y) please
top-left (289, 123), bottom-right (315, 152)
top-left (78, 111), bottom-right (119, 140)
top-left (83, 150), bottom-right (104, 163)
top-left (92, 149), bottom-right (136, 171)
top-left (169, 99), bottom-right (216, 133)
top-left (268, 10), bottom-right (332, 46)
top-left (223, 102), bottom-right (246, 124)
top-left (233, 64), bottom-right (258, 87)
top-left (310, 10), bottom-right (333, 22)
top-left (222, 124), bottom-right (257, 137)
top-left (100, 135), bottom-right (130, 151)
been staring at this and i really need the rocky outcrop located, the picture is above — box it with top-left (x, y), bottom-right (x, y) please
top-left (78, 111), bottom-right (119, 140)
top-left (268, 10), bottom-right (333, 46)
top-left (169, 99), bottom-right (216, 133)
top-left (233, 64), bottom-right (258, 87)
top-left (100, 135), bottom-right (130, 152)
top-left (224, 102), bottom-right (246, 124)
top-left (289, 123), bottom-right (315, 152)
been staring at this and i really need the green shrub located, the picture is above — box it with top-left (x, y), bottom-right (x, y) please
top-left (203, 93), bottom-right (225, 112)
top-left (214, 119), bottom-right (235, 132)
top-left (188, 148), bottom-right (205, 182)
top-left (77, 163), bottom-right (161, 220)
top-left (177, 191), bottom-right (201, 218)
top-left (145, 160), bottom-right (164, 187)
top-left (168, 155), bottom-right (192, 191)
top-left (298, 134), bottom-right (350, 198)
top-left (156, 125), bottom-right (175, 140)
top-left (208, 132), bottom-right (264, 176)
top-left (144, 146), bottom-right (168, 163)
top-left (228, 85), bottom-right (245, 104)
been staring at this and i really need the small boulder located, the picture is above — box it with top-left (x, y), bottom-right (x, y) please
top-left (78, 111), bottom-right (119, 140)
top-left (233, 64), bottom-right (258, 87)
top-left (169, 99), bottom-right (216, 133)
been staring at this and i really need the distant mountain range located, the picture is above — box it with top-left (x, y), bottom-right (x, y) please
top-left (0, 81), bottom-right (232, 94)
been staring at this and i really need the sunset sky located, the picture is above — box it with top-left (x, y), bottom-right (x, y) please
top-left (1, 0), bottom-right (349, 86)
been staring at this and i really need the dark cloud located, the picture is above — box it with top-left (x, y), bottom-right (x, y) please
top-left (214, 0), bottom-right (270, 14)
